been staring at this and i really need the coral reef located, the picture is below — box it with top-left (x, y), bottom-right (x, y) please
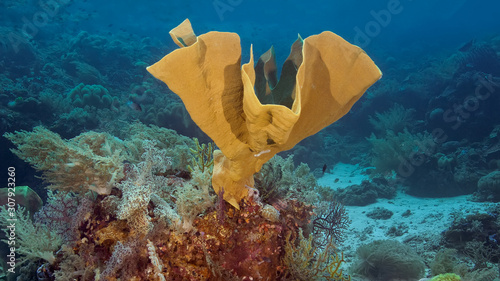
top-left (38, 185), bottom-right (336, 280)
top-left (442, 207), bottom-right (500, 266)
top-left (3, 123), bottom-right (352, 280)
top-left (3, 123), bottom-right (196, 195)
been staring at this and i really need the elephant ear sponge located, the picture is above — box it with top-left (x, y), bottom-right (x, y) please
top-left (147, 19), bottom-right (382, 208)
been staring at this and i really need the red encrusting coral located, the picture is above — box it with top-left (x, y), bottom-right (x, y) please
top-left (50, 189), bottom-right (322, 280)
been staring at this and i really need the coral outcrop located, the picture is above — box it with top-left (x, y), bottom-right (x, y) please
top-left (476, 171), bottom-right (500, 202)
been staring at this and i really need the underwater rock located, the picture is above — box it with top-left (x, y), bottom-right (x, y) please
top-left (475, 171), bottom-right (500, 202)
top-left (334, 178), bottom-right (396, 206)
top-left (366, 207), bottom-right (394, 220)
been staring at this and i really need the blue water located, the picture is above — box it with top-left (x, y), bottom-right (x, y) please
top-left (1, 0), bottom-right (500, 279)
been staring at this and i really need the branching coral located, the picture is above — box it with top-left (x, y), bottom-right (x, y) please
top-left (464, 240), bottom-right (498, 270)
top-left (116, 140), bottom-right (172, 235)
top-left (430, 248), bottom-right (461, 276)
top-left (53, 246), bottom-right (94, 281)
top-left (175, 178), bottom-right (215, 232)
top-left (100, 240), bottom-right (137, 279)
top-left (146, 239), bottom-right (166, 281)
top-left (369, 103), bottom-right (415, 134)
top-left (187, 137), bottom-right (215, 174)
top-left (0, 205), bottom-right (62, 265)
top-left (367, 128), bottom-right (436, 175)
top-left (4, 126), bottom-right (128, 195)
top-left (312, 200), bottom-right (351, 248)
top-left (283, 229), bottom-right (350, 281)
top-left (34, 190), bottom-right (80, 243)
top-left (4, 123), bottom-right (196, 196)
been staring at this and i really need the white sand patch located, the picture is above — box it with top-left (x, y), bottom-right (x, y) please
top-left (318, 162), bottom-right (371, 190)
top-left (318, 162), bottom-right (496, 278)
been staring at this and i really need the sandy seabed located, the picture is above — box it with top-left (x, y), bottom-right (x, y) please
top-left (318, 163), bottom-right (497, 278)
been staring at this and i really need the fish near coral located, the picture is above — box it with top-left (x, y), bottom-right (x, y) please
top-left (147, 19), bottom-right (382, 208)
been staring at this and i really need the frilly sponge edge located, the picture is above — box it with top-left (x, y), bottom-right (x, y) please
top-left (147, 19), bottom-right (382, 208)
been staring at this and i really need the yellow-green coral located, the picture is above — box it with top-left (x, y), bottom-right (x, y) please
top-left (187, 138), bottom-right (215, 173)
top-left (283, 229), bottom-right (350, 281)
top-left (431, 273), bottom-right (461, 281)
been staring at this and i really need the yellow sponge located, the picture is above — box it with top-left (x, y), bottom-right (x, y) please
top-left (147, 19), bottom-right (381, 208)
top-left (431, 273), bottom-right (461, 281)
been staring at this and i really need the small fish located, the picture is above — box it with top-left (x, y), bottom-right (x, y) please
top-left (127, 100), bottom-right (142, 111)
top-left (334, 178), bottom-right (339, 183)
top-left (322, 164), bottom-right (327, 175)
top-left (459, 39), bottom-right (475, 52)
